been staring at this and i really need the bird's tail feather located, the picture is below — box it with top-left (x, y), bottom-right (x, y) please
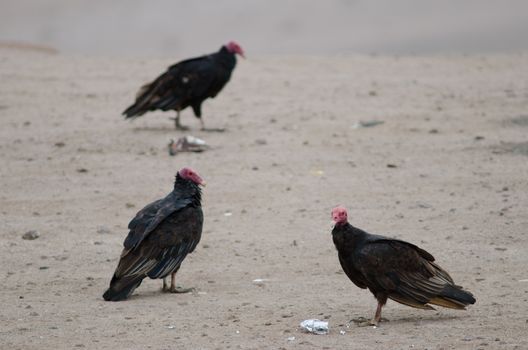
top-left (389, 294), bottom-right (436, 310)
top-left (122, 81), bottom-right (157, 119)
top-left (433, 284), bottom-right (476, 308)
top-left (102, 274), bottom-right (144, 301)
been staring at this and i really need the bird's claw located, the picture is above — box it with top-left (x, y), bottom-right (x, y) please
top-left (351, 317), bottom-right (381, 327)
top-left (169, 117), bottom-right (190, 130)
top-left (201, 127), bottom-right (226, 132)
top-left (169, 286), bottom-right (195, 294)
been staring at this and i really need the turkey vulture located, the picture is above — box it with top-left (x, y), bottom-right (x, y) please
top-left (103, 167), bottom-right (205, 301)
top-left (331, 206), bottom-right (475, 326)
top-left (122, 41), bottom-right (244, 131)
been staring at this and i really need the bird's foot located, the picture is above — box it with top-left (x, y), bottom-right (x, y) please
top-left (351, 317), bottom-right (383, 327)
top-left (168, 285), bottom-right (195, 294)
top-left (201, 127), bottom-right (226, 132)
top-left (176, 124), bottom-right (190, 131)
top-left (169, 117), bottom-right (190, 130)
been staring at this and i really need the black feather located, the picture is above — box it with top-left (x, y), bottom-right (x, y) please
top-left (122, 45), bottom-right (237, 125)
top-left (332, 222), bottom-right (475, 314)
top-left (102, 173), bottom-right (203, 301)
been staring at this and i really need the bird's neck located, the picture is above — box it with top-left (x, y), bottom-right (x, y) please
top-left (216, 47), bottom-right (237, 70)
top-left (174, 178), bottom-right (202, 204)
top-left (333, 222), bottom-right (365, 249)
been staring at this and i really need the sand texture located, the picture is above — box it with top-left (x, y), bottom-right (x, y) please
top-left (1, 48), bottom-right (528, 349)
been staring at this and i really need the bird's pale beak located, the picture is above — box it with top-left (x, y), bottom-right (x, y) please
top-left (200, 181), bottom-right (207, 187)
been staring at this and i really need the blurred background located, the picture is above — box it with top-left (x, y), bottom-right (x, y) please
top-left (1, 0), bottom-right (528, 56)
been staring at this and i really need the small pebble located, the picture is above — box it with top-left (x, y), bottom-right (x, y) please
top-left (97, 226), bottom-right (111, 234)
top-left (22, 230), bottom-right (40, 240)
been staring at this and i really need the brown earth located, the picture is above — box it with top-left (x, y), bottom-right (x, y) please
top-left (1, 48), bottom-right (527, 349)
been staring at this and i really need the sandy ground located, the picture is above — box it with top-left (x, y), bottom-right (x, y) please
top-left (1, 48), bottom-right (528, 349)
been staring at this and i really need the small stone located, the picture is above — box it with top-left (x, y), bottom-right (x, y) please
top-left (97, 226), bottom-right (111, 234)
top-left (30, 311), bottom-right (39, 316)
top-left (39, 266), bottom-right (49, 270)
top-left (54, 142), bottom-right (66, 147)
top-left (125, 203), bottom-right (135, 208)
top-left (255, 139), bottom-right (267, 145)
top-left (474, 136), bottom-right (485, 141)
top-left (387, 164), bottom-right (397, 168)
top-left (76, 168), bottom-right (89, 173)
top-left (252, 166), bottom-right (259, 171)
top-left (22, 230), bottom-right (40, 240)
top-left (429, 129), bottom-right (439, 134)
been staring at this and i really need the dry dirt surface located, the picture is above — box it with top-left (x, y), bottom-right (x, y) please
top-left (1, 48), bottom-right (528, 349)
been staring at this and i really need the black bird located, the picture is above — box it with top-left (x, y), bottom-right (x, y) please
top-left (103, 168), bottom-right (205, 301)
top-left (123, 41), bottom-right (244, 131)
top-left (331, 206), bottom-right (475, 326)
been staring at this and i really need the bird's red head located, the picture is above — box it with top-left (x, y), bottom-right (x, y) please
top-left (179, 167), bottom-right (206, 186)
top-left (226, 41), bottom-right (245, 58)
top-left (332, 206), bottom-right (348, 226)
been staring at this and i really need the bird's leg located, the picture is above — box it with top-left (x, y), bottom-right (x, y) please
top-left (353, 299), bottom-right (386, 327)
top-left (192, 104), bottom-right (224, 132)
top-left (372, 301), bottom-right (383, 325)
top-left (168, 271), bottom-right (195, 293)
top-left (199, 118), bottom-right (226, 132)
top-left (162, 278), bottom-right (169, 292)
top-left (173, 111), bottom-right (189, 131)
